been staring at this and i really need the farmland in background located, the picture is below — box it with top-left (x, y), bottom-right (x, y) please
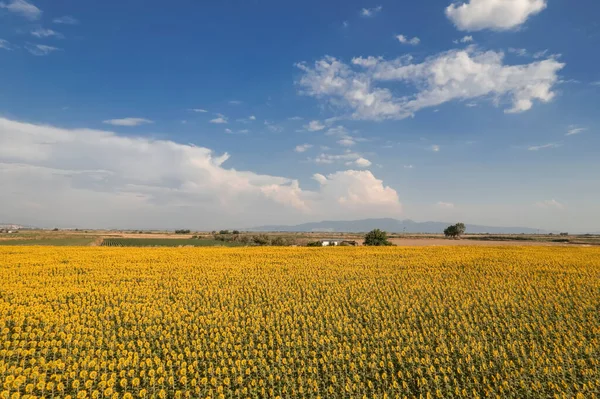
top-left (101, 238), bottom-right (245, 247)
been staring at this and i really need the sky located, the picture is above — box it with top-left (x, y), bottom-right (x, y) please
top-left (1, 0), bottom-right (599, 232)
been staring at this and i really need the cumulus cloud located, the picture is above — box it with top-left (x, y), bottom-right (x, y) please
top-left (396, 35), bottom-right (420, 45)
top-left (305, 120), bottom-right (326, 131)
top-left (209, 114), bottom-right (228, 124)
top-left (535, 199), bottom-right (565, 210)
top-left (103, 118), bottom-right (153, 127)
top-left (313, 170), bottom-right (401, 212)
top-left (294, 144), bottom-right (313, 153)
top-left (25, 44), bottom-right (60, 56)
top-left (297, 49), bottom-right (564, 120)
top-left (446, 0), bottom-right (547, 31)
top-left (0, 0), bottom-right (41, 20)
top-left (360, 6), bottom-right (382, 17)
top-left (528, 142), bottom-right (560, 151)
top-left (249, 115), bottom-right (256, 120)
top-left (53, 15), bottom-right (78, 24)
top-left (31, 28), bottom-right (63, 39)
top-left (0, 118), bottom-right (402, 228)
top-left (348, 157), bottom-right (372, 168)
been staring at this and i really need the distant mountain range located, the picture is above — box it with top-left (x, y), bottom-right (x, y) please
top-left (249, 218), bottom-right (548, 234)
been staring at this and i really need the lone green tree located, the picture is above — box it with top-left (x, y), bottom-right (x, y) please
top-left (364, 229), bottom-right (392, 246)
top-left (444, 223), bottom-right (466, 239)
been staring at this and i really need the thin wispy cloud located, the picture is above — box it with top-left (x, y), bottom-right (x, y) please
top-left (189, 108), bottom-right (208, 113)
top-left (53, 15), bottom-right (78, 25)
top-left (103, 118), bottom-right (154, 127)
top-left (396, 34), bottom-right (420, 45)
top-left (430, 145), bottom-right (440, 152)
top-left (228, 100), bottom-right (242, 105)
top-left (31, 28), bottom-right (63, 39)
top-left (288, 116), bottom-right (303, 121)
top-left (0, 39), bottom-right (11, 50)
top-left (566, 126), bottom-right (587, 136)
top-left (592, 81), bottom-right (600, 86)
top-left (25, 44), bottom-right (60, 56)
top-left (454, 35), bottom-right (474, 44)
top-left (264, 120), bottom-right (283, 133)
top-left (294, 144), bottom-right (313, 153)
top-left (535, 199), bottom-right (565, 210)
top-left (0, 0), bottom-right (41, 20)
top-left (436, 201), bottom-right (455, 209)
top-left (305, 120), bottom-right (325, 132)
top-left (404, 165), bottom-right (414, 169)
top-left (528, 142), bottom-right (560, 151)
top-left (360, 5), bottom-right (382, 17)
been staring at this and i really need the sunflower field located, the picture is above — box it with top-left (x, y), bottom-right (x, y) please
top-left (0, 246), bottom-right (598, 399)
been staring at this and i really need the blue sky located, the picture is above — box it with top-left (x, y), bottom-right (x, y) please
top-left (1, 0), bottom-right (599, 231)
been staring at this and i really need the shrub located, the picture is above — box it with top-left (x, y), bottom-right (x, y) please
top-left (364, 229), bottom-right (392, 246)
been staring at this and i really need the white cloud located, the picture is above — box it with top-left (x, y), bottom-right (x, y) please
top-left (103, 118), bottom-right (154, 127)
top-left (294, 144), bottom-right (313, 153)
top-left (0, 117), bottom-right (402, 228)
top-left (337, 138), bottom-right (356, 147)
top-left (190, 108), bottom-right (208, 113)
top-left (312, 170), bottom-right (401, 212)
top-left (446, 0), bottom-right (547, 31)
top-left (25, 44), bottom-right (60, 56)
top-left (224, 128), bottom-right (233, 134)
top-left (31, 28), bottom-right (63, 39)
top-left (210, 114), bottom-right (228, 124)
top-left (0, 39), bottom-right (11, 50)
top-left (313, 151), bottom-right (371, 167)
top-left (297, 49), bottom-right (564, 120)
top-left (228, 100), bottom-right (242, 105)
top-left (436, 201), bottom-right (455, 209)
top-left (533, 49), bottom-right (548, 59)
top-left (0, 0), bottom-right (41, 20)
top-left (508, 48), bottom-right (528, 57)
top-left (430, 145), bottom-right (440, 152)
top-left (360, 5), bottom-right (382, 17)
top-left (348, 157), bottom-right (372, 168)
top-left (528, 142), bottom-right (560, 151)
top-left (535, 199), bottom-right (565, 210)
top-left (396, 35), bottom-right (420, 45)
top-left (305, 120), bottom-right (326, 131)
top-left (404, 164), bottom-right (414, 169)
top-left (249, 115), bottom-right (256, 120)
top-left (566, 126), bottom-right (587, 136)
top-left (342, 21), bottom-right (349, 28)
top-left (288, 116), bottom-right (304, 121)
top-left (454, 35), bottom-right (474, 44)
top-left (592, 81), bottom-right (600, 86)
top-left (53, 15), bottom-right (78, 24)
top-left (264, 120), bottom-right (283, 133)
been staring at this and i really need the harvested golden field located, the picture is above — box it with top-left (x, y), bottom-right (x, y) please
top-left (1, 247), bottom-right (599, 399)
